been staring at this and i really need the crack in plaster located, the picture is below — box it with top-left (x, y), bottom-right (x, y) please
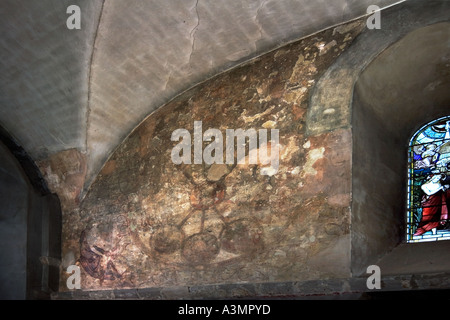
top-left (255, 0), bottom-right (269, 45)
top-left (162, 60), bottom-right (174, 92)
top-left (188, 0), bottom-right (201, 67)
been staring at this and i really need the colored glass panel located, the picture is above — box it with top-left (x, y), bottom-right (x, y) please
top-left (406, 116), bottom-right (450, 243)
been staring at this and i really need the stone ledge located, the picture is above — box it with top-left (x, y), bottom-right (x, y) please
top-left (52, 272), bottom-right (450, 300)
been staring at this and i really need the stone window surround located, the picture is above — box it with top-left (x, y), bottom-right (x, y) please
top-left (307, 0), bottom-right (450, 277)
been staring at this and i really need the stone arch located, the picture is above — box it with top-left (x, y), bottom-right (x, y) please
top-left (309, 1), bottom-right (450, 276)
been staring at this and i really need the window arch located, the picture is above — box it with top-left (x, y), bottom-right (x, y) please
top-left (407, 116), bottom-right (450, 243)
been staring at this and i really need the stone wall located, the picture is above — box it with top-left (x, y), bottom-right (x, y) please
top-left (0, 140), bottom-right (61, 299)
top-left (352, 21), bottom-right (450, 276)
top-left (0, 141), bottom-right (29, 299)
top-left (55, 1), bottom-right (450, 297)
top-left (60, 19), bottom-right (365, 292)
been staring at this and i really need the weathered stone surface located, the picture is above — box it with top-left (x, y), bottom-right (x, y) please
top-left (38, 149), bottom-right (87, 211)
top-left (53, 272), bottom-right (450, 299)
top-left (60, 20), bottom-right (363, 291)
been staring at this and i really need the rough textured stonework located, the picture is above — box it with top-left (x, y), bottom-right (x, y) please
top-left (38, 149), bottom-right (87, 211)
top-left (60, 20), bottom-right (364, 291)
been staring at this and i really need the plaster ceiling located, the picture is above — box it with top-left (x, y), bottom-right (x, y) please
top-left (0, 0), bottom-right (403, 188)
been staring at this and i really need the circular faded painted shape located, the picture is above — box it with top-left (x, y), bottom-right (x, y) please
top-left (181, 232), bottom-right (220, 265)
top-left (221, 219), bottom-right (264, 255)
top-left (151, 225), bottom-right (182, 254)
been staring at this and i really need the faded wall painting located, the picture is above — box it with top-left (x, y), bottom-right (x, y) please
top-left (61, 21), bottom-right (365, 291)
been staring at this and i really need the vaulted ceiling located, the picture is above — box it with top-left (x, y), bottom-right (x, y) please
top-left (0, 0), bottom-right (403, 190)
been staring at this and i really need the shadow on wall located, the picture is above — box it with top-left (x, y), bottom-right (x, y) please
top-left (0, 138), bottom-right (61, 300)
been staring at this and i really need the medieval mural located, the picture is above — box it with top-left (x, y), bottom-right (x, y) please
top-left (59, 20), bottom-right (365, 290)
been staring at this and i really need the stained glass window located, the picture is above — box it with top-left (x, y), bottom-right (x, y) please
top-left (407, 116), bottom-right (450, 243)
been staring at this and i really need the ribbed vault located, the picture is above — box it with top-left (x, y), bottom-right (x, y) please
top-left (0, 0), bottom-right (401, 198)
